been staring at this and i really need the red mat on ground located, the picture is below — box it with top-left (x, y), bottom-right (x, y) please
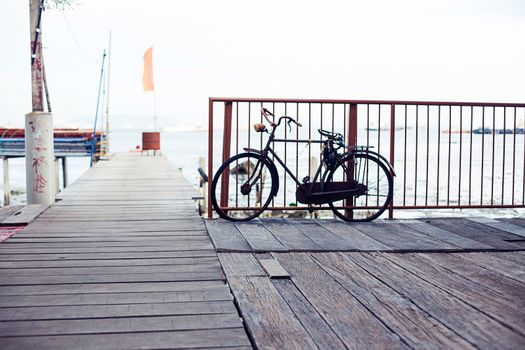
top-left (0, 226), bottom-right (25, 243)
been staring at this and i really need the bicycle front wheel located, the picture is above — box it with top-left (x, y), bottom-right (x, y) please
top-left (326, 153), bottom-right (393, 221)
top-left (211, 153), bottom-right (277, 221)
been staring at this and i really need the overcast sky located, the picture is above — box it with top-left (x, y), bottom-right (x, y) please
top-left (1, 0), bottom-right (524, 130)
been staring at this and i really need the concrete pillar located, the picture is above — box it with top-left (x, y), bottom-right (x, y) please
top-left (25, 112), bottom-right (55, 205)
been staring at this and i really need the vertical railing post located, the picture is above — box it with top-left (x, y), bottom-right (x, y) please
top-left (345, 104), bottom-right (358, 218)
top-left (219, 102), bottom-right (233, 209)
top-left (207, 99), bottom-right (214, 218)
top-left (389, 104), bottom-right (395, 219)
top-left (347, 104), bottom-right (358, 148)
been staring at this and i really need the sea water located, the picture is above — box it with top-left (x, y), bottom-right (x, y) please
top-left (2, 128), bottom-right (524, 218)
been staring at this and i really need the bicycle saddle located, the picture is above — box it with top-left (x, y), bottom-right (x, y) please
top-left (318, 129), bottom-right (342, 139)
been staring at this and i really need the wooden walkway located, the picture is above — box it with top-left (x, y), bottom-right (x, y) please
top-left (0, 153), bottom-right (251, 349)
top-left (1, 152), bottom-right (524, 349)
top-left (206, 217), bottom-right (525, 253)
top-left (207, 217), bottom-right (525, 349)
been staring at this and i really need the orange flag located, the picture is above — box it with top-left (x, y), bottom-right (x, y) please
top-left (143, 46), bottom-right (154, 91)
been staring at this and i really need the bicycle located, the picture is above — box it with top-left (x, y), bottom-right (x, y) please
top-left (211, 108), bottom-right (395, 221)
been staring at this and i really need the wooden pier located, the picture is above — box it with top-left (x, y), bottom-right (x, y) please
top-left (0, 153), bottom-right (251, 349)
top-left (1, 152), bottom-right (524, 349)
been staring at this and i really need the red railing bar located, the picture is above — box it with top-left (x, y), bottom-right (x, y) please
top-left (502, 107), bottom-right (507, 205)
top-left (512, 107), bottom-right (516, 205)
top-left (425, 105), bottom-right (430, 206)
top-left (295, 103), bottom-right (299, 187)
top-left (447, 106), bottom-right (452, 206)
top-left (436, 106), bottom-right (441, 205)
top-left (235, 102), bottom-right (239, 207)
top-left (366, 104), bottom-right (370, 208)
top-left (308, 103), bottom-right (312, 179)
top-left (468, 106), bottom-right (473, 205)
top-left (491, 106), bottom-right (496, 205)
top-left (284, 102), bottom-right (288, 207)
top-left (377, 105), bottom-right (382, 207)
top-left (458, 106), bottom-right (463, 206)
top-left (481, 106), bottom-right (485, 205)
top-left (388, 104), bottom-right (395, 219)
top-left (223, 203), bottom-right (525, 211)
top-left (414, 105), bottom-right (419, 205)
top-left (207, 99), bottom-right (214, 218)
top-left (210, 97), bottom-right (525, 108)
top-left (403, 105), bottom-right (407, 206)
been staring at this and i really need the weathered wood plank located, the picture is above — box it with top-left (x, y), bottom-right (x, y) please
top-left (274, 252), bottom-right (407, 349)
top-left (467, 217), bottom-right (525, 238)
top-left (1, 204), bottom-right (48, 225)
top-left (271, 279), bottom-right (347, 349)
top-left (0, 243), bottom-right (215, 253)
top-left (351, 222), bottom-right (459, 251)
top-left (0, 288), bottom-right (232, 307)
top-left (397, 220), bottom-right (492, 250)
top-left (0, 328), bottom-right (251, 350)
top-left (312, 252), bottom-right (476, 349)
top-left (0, 300), bottom-right (238, 321)
top-left (347, 252), bottom-right (525, 349)
top-left (204, 219), bottom-right (251, 252)
top-left (0, 250), bottom-right (218, 261)
top-left (425, 218), bottom-right (523, 250)
top-left (317, 220), bottom-right (392, 251)
top-left (218, 253), bottom-right (266, 278)
top-left (454, 252), bottom-right (525, 284)
top-left (382, 253), bottom-right (525, 335)
top-left (0, 270), bottom-right (224, 285)
top-left (260, 218), bottom-right (321, 251)
top-left (228, 276), bottom-right (319, 349)
top-left (0, 256), bottom-right (219, 269)
top-left (259, 258), bottom-right (290, 279)
top-left (0, 314), bottom-right (243, 337)
top-left (235, 221), bottom-right (287, 252)
top-left (0, 263), bottom-right (221, 276)
top-left (292, 220), bottom-right (357, 250)
top-left (0, 281), bottom-right (227, 296)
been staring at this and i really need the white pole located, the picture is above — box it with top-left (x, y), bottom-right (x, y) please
top-left (105, 31), bottom-right (112, 153)
top-left (26, 0), bottom-right (55, 205)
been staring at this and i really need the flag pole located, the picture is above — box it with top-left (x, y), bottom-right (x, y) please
top-left (153, 89), bottom-right (157, 131)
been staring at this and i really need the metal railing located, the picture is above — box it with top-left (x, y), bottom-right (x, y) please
top-left (208, 98), bottom-right (525, 219)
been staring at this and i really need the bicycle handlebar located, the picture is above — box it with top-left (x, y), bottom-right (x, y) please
top-left (261, 108), bottom-right (302, 127)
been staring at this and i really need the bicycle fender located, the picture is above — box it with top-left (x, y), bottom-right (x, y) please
top-left (350, 150), bottom-right (397, 176)
top-left (240, 150), bottom-right (280, 197)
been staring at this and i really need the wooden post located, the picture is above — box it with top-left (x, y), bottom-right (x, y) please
top-left (54, 158), bottom-right (60, 194)
top-left (219, 102), bottom-right (233, 208)
top-left (3, 157), bottom-right (9, 206)
top-left (199, 156), bottom-right (207, 215)
top-left (61, 157), bottom-right (68, 188)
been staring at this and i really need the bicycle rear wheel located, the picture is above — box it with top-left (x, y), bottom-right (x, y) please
top-left (211, 153), bottom-right (277, 221)
top-left (326, 153), bottom-right (393, 221)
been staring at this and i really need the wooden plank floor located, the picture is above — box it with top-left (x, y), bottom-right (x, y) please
top-left (206, 217), bottom-right (525, 253)
top-left (208, 216), bottom-right (525, 349)
top-left (220, 251), bottom-right (525, 349)
top-left (0, 153), bottom-right (251, 350)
